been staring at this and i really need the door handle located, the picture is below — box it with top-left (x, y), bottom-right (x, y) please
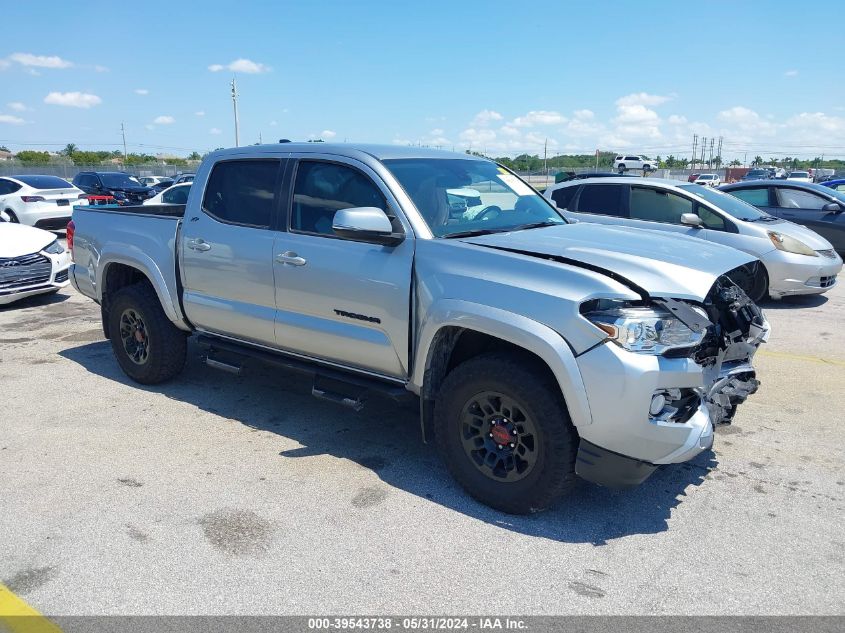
top-left (275, 251), bottom-right (307, 266)
top-left (187, 238), bottom-right (211, 252)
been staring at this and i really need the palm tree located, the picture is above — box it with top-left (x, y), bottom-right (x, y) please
top-left (62, 143), bottom-right (77, 158)
top-left (753, 156), bottom-right (763, 166)
top-left (729, 159), bottom-right (741, 166)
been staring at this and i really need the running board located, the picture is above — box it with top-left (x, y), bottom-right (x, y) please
top-left (197, 334), bottom-right (412, 410)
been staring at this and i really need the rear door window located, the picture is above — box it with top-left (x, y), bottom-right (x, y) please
top-left (0, 179), bottom-right (21, 195)
top-left (730, 187), bottom-right (770, 206)
top-left (202, 159), bottom-right (281, 228)
top-left (629, 187), bottom-right (693, 223)
top-left (575, 184), bottom-right (626, 217)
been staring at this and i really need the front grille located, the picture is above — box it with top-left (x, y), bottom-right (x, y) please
top-left (0, 252), bottom-right (52, 290)
top-left (817, 249), bottom-right (838, 259)
top-left (55, 269), bottom-right (69, 283)
top-left (806, 275), bottom-right (837, 288)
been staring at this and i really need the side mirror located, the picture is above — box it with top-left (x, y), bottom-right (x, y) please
top-left (680, 213), bottom-right (703, 227)
top-left (822, 202), bottom-right (843, 214)
top-left (332, 207), bottom-right (404, 246)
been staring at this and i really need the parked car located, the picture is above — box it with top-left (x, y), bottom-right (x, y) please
top-left (0, 222), bottom-right (71, 305)
top-left (557, 171), bottom-right (637, 183)
top-left (687, 173), bottom-right (700, 183)
top-left (172, 173), bottom-right (195, 185)
top-left (0, 175), bottom-right (88, 229)
top-left (720, 180), bottom-right (845, 256)
top-left (694, 174), bottom-right (721, 187)
top-left (69, 144), bottom-right (768, 514)
top-left (138, 176), bottom-right (176, 192)
top-left (821, 178), bottom-right (845, 192)
top-left (742, 169), bottom-right (772, 181)
top-left (787, 171), bottom-right (813, 184)
top-left (72, 172), bottom-right (154, 205)
top-left (613, 155), bottom-right (657, 172)
top-left (143, 183), bottom-right (191, 206)
top-left (544, 177), bottom-right (842, 301)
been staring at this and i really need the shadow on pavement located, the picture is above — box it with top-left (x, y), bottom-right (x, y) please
top-left (759, 294), bottom-right (828, 310)
top-left (0, 289), bottom-right (70, 312)
top-left (60, 338), bottom-right (717, 546)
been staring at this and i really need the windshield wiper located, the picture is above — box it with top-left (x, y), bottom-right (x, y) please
top-left (509, 221), bottom-right (565, 231)
top-left (444, 221), bottom-right (564, 239)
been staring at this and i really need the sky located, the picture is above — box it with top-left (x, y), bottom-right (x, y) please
top-left (1, 0), bottom-right (843, 161)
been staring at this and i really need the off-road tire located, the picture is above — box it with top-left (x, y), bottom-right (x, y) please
top-left (434, 352), bottom-right (578, 514)
top-left (108, 282), bottom-right (187, 384)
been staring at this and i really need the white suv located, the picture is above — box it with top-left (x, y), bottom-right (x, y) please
top-left (613, 155), bottom-right (657, 172)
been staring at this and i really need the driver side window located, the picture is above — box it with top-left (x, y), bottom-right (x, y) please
top-left (291, 161), bottom-right (387, 236)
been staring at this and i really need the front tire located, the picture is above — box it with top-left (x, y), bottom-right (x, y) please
top-left (107, 282), bottom-right (187, 384)
top-left (730, 263), bottom-right (769, 303)
top-left (434, 352), bottom-right (578, 514)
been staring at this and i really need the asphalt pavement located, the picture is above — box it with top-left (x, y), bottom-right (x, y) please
top-left (1, 280), bottom-right (843, 615)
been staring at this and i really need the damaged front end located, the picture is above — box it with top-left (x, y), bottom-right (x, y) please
top-left (659, 271), bottom-right (770, 425)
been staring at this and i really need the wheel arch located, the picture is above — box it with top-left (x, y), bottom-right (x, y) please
top-left (413, 300), bottom-right (593, 442)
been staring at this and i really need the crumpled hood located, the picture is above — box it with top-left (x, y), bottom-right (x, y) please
top-left (0, 223), bottom-right (55, 258)
top-left (462, 223), bottom-right (756, 302)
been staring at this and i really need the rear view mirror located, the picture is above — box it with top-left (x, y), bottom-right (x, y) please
top-left (680, 213), bottom-right (703, 227)
top-left (822, 202), bottom-right (843, 213)
top-left (333, 207), bottom-right (404, 246)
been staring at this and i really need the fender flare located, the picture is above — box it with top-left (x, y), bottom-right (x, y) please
top-left (413, 299), bottom-right (593, 428)
top-left (98, 249), bottom-right (189, 330)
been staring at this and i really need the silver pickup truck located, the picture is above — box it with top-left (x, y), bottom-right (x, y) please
top-left (69, 144), bottom-right (770, 513)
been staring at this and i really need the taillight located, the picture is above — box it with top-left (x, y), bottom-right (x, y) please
top-left (66, 220), bottom-right (75, 260)
top-left (21, 196), bottom-right (46, 203)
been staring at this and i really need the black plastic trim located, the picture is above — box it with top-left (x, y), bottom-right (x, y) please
top-left (575, 439), bottom-right (658, 489)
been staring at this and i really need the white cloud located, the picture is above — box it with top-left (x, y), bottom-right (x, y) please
top-left (667, 114), bottom-right (688, 125)
top-left (459, 127), bottom-right (497, 146)
top-left (208, 58), bottom-right (270, 74)
top-left (511, 110), bottom-right (566, 127)
top-left (0, 59), bottom-right (10, 70)
top-left (573, 109), bottom-right (594, 120)
top-left (499, 125), bottom-right (520, 137)
top-left (195, 110), bottom-right (205, 117)
top-left (614, 103), bottom-right (660, 125)
top-left (0, 114), bottom-right (25, 125)
top-left (153, 115), bottom-right (175, 124)
top-left (615, 92), bottom-right (673, 107)
top-left (44, 91), bottom-right (101, 108)
top-left (321, 129), bottom-right (337, 139)
top-left (470, 109), bottom-right (503, 127)
top-left (430, 128), bottom-right (444, 136)
top-left (210, 127), bottom-right (222, 135)
top-left (134, 89), bottom-right (149, 95)
top-left (784, 69), bottom-right (799, 77)
top-left (7, 102), bottom-right (27, 112)
top-left (9, 52), bottom-right (73, 68)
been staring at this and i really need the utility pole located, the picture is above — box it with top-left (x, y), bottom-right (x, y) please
top-left (121, 122), bottom-right (127, 163)
top-left (691, 134), bottom-right (698, 171)
top-left (700, 137), bottom-right (707, 169)
top-left (231, 77), bottom-right (240, 148)
top-left (543, 138), bottom-right (548, 183)
top-left (709, 138), bottom-right (715, 169)
top-left (716, 136), bottom-right (722, 169)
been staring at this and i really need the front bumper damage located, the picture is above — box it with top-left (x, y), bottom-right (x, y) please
top-left (575, 275), bottom-right (770, 488)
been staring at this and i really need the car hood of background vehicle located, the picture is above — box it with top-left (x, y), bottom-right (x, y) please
top-left (462, 223), bottom-right (755, 302)
top-left (0, 223), bottom-right (56, 258)
top-left (762, 218), bottom-right (836, 250)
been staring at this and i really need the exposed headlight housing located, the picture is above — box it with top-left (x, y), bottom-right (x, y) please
top-left (767, 231), bottom-right (817, 257)
top-left (43, 240), bottom-right (65, 255)
top-left (583, 300), bottom-right (706, 355)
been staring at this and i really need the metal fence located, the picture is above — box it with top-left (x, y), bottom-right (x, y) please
top-left (0, 163), bottom-right (196, 179)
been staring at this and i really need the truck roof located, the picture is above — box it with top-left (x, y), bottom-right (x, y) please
top-left (209, 143), bottom-right (484, 162)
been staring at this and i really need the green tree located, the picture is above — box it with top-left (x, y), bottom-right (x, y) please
top-left (0, 145), bottom-right (10, 152)
top-left (187, 151), bottom-right (201, 161)
top-left (729, 159), bottom-right (741, 166)
top-left (16, 150), bottom-right (51, 164)
top-left (61, 143), bottom-right (77, 158)
top-left (753, 156), bottom-right (763, 166)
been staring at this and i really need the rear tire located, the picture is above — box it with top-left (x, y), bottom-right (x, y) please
top-left (107, 282), bottom-right (187, 384)
top-left (434, 352), bottom-right (578, 514)
top-left (618, 164), bottom-right (626, 172)
top-left (5, 210), bottom-right (19, 223)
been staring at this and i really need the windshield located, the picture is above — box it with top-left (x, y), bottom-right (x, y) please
top-left (789, 172), bottom-right (809, 178)
top-left (383, 158), bottom-right (565, 237)
top-left (678, 184), bottom-right (771, 221)
top-left (746, 170), bottom-right (767, 177)
top-left (100, 173), bottom-right (144, 188)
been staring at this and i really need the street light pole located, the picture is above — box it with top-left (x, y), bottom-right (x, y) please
top-left (231, 77), bottom-right (240, 148)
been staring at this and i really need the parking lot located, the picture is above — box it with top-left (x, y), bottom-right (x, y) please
top-left (1, 264), bottom-right (843, 616)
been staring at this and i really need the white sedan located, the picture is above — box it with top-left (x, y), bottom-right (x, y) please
top-left (787, 171), bottom-right (813, 183)
top-left (143, 183), bottom-right (191, 206)
top-left (693, 173), bottom-right (721, 187)
top-left (0, 174), bottom-right (87, 229)
top-left (0, 222), bottom-right (71, 305)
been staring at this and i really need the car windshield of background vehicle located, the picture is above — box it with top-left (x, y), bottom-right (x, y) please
top-left (14, 175), bottom-right (74, 189)
top-left (100, 173), bottom-right (144, 188)
top-left (678, 184), bottom-right (771, 221)
top-left (383, 158), bottom-right (565, 238)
